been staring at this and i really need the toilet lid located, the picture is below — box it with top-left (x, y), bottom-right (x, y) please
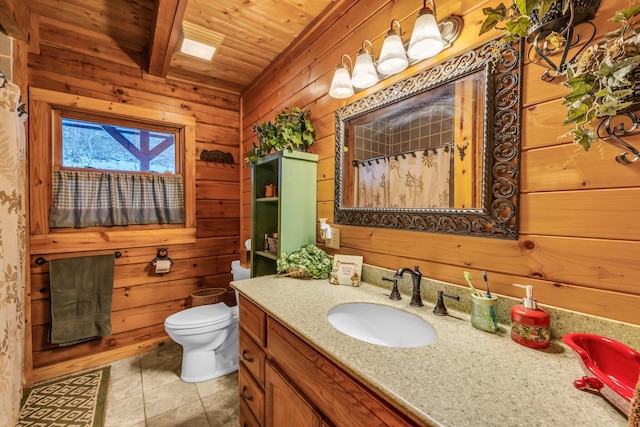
top-left (165, 303), bottom-right (233, 329)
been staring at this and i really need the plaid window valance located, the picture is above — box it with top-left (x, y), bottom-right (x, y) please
top-left (49, 170), bottom-right (185, 228)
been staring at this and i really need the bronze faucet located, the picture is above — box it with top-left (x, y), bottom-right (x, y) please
top-left (394, 265), bottom-right (423, 307)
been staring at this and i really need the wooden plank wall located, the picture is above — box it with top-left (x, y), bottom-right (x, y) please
top-left (241, 0), bottom-right (640, 327)
top-left (26, 16), bottom-right (241, 383)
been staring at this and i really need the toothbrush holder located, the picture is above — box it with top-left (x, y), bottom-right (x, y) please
top-left (470, 294), bottom-right (498, 333)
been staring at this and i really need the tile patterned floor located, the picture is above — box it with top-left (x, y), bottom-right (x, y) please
top-left (104, 341), bottom-right (239, 427)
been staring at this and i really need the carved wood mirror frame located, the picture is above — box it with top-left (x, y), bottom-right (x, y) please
top-left (334, 40), bottom-right (523, 239)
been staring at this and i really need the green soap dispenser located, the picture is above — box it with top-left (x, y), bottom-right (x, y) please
top-left (511, 284), bottom-right (550, 349)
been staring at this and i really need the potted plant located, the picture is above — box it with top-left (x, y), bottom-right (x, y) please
top-left (561, 4), bottom-right (640, 151)
top-left (244, 106), bottom-right (316, 165)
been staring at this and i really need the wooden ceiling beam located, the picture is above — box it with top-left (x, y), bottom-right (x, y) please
top-left (0, 0), bottom-right (30, 40)
top-left (147, 0), bottom-right (188, 77)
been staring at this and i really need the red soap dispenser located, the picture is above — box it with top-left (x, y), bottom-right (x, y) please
top-left (511, 284), bottom-right (550, 349)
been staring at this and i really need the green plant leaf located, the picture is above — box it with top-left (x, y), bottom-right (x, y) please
top-left (515, 0), bottom-right (529, 15)
top-left (480, 4), bottom-right (508, 34)
top-left (537, 0), bottom-right (554, 20)
top-left (608, 56), bottom-right (640, 86)
top-left (571, 127), bottom-right (597, 151)
top-left (505, 15), bottom-right (533, 38)
top-left (562, 80), bottom-right (594, 103)
top-left (545, 31), bottom-right (566, 50)
top-left (562, 102), bottom-right (590, 125)
top-left (612, 5), bottom-right (640, 22)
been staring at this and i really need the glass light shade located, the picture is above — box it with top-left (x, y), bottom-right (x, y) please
top-left (329, 67), bottom-right (354, 98)
top-left (407, 12), bottom-right (444, 60)
top-left (351, 51), bottom-right (379, 89)
top-left (377, 34), bottom-right (408, 75)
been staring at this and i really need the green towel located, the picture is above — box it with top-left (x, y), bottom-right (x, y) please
top-left (49, 254), bottom-right (115, 346)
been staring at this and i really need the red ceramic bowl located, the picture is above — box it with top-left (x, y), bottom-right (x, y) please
top-left (563, 333), bottom-right (640, 415)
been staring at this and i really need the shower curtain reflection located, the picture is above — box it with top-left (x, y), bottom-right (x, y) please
top-left (355, 148), bottom-right (452, 208)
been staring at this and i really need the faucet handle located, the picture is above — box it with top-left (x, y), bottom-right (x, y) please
top-left (383, 277), bottom-right (401, 301)
top-left (433, 291), bottom-right (460, 316)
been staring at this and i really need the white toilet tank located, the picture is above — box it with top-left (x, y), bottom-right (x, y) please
top-left (231, 260), bottom-right (250, 281)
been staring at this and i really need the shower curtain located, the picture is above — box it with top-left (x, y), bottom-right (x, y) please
top-left (356, 148), bottom-right (452, 208)
top-left (0, 79), bottom-right (27, 425)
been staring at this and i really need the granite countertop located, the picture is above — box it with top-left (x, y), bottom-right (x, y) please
top-left (231, 276), bottom-right (628, 427)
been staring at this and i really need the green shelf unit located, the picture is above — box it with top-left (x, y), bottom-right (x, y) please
top-left (251, 150), bottom-right (318, 277)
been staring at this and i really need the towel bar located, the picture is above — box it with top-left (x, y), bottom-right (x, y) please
top-left (35, 251), bottom-right (122, 265)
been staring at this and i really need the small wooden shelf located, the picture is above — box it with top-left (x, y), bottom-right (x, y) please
top-left (255, 250), bottom-right (278, 260)
top-left (256, 197), bottom-right (279, 203)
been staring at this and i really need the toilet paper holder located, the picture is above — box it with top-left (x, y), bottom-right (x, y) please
top-left (150, 247), bottom-right (173, 273)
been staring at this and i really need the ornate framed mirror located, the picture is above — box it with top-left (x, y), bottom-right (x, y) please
top-left (334, 40), bottom-right (523, 239)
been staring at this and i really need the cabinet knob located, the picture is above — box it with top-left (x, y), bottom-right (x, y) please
top-left (241, 385), bottom-right (254, 402)
top-left (242, 349), bottom-right (254, 363)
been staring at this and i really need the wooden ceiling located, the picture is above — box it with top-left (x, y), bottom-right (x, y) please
top-left (26, 0), bottom-right (338, 94)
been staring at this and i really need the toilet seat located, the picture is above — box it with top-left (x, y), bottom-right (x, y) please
top-left (165, 303), bottom-right (233, 330)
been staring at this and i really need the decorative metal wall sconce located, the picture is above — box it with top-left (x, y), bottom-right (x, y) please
top-left (527, 0), bottom-right (600, 82)
top-left (597, 112), bottom-right (640, 165)
top-left (329, 0), bottom-right (462, 99)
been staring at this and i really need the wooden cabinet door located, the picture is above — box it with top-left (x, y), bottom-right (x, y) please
top-left (265, 361), bottom-right (321, 427)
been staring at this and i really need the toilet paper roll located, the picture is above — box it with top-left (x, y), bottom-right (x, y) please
top-left (155, 259), bottom-right (171, 274)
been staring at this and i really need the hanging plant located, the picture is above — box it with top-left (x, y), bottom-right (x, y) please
top-left (244, 107), bottom-right (316, 165)
top-left (561, 3), bottom-right (640, 151)
top-left (480, 0), bottom-right (600, 44)
top-left (479, 0), bottom-right (601, 77)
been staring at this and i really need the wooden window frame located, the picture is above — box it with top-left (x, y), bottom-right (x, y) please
top-left (55, 110), bottom-right (182, 175)
top-left (29, 88), bottom-right (197, 254)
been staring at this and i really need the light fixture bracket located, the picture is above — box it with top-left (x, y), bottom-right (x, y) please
top-left (438, 15), bottom-right (463, 49)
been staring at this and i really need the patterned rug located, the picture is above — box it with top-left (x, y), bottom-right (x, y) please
top-left (18, 367), bottom-right (110, 427)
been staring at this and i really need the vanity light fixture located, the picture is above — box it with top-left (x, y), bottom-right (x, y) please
top-left (351, 40), bottom-right (379, 89)
top-left (328, 0), bottom-right (462, 99)
top-left (329, 54), bottom-right (355, 99)
top-left (377, 19), bottom-right (409, 75)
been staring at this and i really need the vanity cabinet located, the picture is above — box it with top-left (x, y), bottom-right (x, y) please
top-left (250, 151), bottom-right (318, 277)
top-left (237, 295), bottom-right (419, 427)
top-left (238, 295), bottom-right (266, 426)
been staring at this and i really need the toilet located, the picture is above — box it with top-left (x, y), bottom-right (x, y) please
top-left (164, 260), bottom-right (250, 383)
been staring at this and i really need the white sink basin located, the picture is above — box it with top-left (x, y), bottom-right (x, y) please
top-left (327, 303), bottom-right (436, 348)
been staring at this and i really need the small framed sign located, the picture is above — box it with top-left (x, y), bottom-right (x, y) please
top-left (329, 255), bottom-right (363, 286)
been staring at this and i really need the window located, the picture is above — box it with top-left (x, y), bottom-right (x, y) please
top-left (29, 88), bottom-right (197, 252)
top-left (48, 110), bottom-right (187, 229)
top-left (59, 114), bottom-right (179, 174)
